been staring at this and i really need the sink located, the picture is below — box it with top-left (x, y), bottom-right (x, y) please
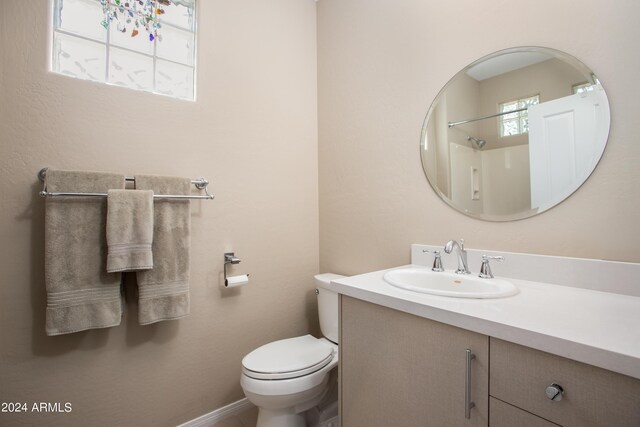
top-left (383, 267), bottom-right (519, 299)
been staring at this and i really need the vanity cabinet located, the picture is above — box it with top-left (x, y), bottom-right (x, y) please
top-left (489, 397), bottom-right (559, 427)
top-left (490, 338), bottom-right (640, 427)
top-left (339, 297), bottom-right (640, 427)
top-left (339, 296), bottom-right (489, 426)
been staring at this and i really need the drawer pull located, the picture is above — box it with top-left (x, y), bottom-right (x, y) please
top-left (465, 349), bottom-right (476, 419)
top-left (545, 383), bottom-right (564, 401)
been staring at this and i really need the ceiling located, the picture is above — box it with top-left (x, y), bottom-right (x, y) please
top-left (466, 51), bottom-right (552, 81)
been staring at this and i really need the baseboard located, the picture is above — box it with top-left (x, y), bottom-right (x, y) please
top-left (177, 398), bottom-right (255, 427)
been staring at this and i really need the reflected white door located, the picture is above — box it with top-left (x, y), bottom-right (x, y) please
top-left (528, 84), bottom-right (610, 211)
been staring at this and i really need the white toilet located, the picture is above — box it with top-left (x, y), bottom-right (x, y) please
top-left (240, 273), bottom-right (344, 427)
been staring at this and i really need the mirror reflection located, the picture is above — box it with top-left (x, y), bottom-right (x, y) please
top-left (421, 47), bottom-right (610, 221)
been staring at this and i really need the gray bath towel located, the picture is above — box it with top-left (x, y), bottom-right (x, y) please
top-left (44, 169), bottom-right (126, 335)
top-left (106, 189), bottom-right (154, 273)
top-left (135, 175), bottom-right (191, 324)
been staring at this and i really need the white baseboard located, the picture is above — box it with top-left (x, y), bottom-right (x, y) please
top-left (177, 398), bottom-right (255, 427)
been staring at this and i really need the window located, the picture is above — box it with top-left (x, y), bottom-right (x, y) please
top-left (51, 0), bottom-right (196, 100)
top-left (572, 82), bottom-right (591, 95)
top-left (498, 95), bottom-right (539, 137)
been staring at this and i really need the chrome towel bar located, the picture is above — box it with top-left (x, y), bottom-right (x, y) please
top-left (37, 167), bottom-right (215, 200)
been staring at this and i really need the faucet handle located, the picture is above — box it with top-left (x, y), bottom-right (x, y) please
top-left (460, 238), bottom-right (465, 250)
top-left (479, 255), bottom-right (504, 279)
top-left (431, 251), bottom-right (444, 272)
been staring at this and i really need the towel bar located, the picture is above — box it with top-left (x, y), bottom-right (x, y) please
top-left (37, 167), bottom-right (215, 200)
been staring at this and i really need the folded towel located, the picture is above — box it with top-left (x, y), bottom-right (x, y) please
top-left (135, 175), bottom-right (191, 324)
top-left (106, 189), bottom-right (154, 273)
top-left (44, 169), bottom-right (126, 335)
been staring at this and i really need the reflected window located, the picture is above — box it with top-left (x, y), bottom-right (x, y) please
top-left (499, 95), bottom-right (539, 137)
top-left (572, 82), bottom-right (592, 94)
top-left (51, 0), bottom-right (196, 101)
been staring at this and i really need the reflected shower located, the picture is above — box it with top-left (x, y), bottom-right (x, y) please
top-left (467, 136), bottom-right (486, 150)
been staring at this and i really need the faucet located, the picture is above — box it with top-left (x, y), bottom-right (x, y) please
top-left (444, 239), bottom-right (470, 274)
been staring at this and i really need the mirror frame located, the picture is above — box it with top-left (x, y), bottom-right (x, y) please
top-left (420, 46), bottom-right (610, 221)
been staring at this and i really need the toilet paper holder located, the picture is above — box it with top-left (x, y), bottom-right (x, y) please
top-left (224, 252), bottom-right (249, 287)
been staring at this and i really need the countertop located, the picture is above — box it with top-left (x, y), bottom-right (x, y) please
top-left (328, 265), bottom-right (640, 380)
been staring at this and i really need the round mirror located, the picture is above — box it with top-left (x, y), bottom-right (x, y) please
top-left (420, 47), bottom-right (610, 221)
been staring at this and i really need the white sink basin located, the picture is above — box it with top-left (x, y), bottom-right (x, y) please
top-left (383, 267), bottom-right (519, 299)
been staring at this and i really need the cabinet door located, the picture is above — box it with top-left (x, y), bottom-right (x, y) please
top-left (490, 397), bottom-right (559, 427)
top-left (340, 296), bottom-right (488, 427)
top-left (490, 338), bottom-right (640, 427)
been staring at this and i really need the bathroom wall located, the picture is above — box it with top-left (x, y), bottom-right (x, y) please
top-left (0, 1), bottom-right (318, 426)
top-left (318, 0), bottom-right (640, 275)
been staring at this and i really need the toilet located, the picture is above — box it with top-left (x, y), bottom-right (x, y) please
top-left (240, 273), bottom-right (344, 427)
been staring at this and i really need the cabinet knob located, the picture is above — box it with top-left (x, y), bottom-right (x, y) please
top-left (545, 383), bottom-right (564, 401)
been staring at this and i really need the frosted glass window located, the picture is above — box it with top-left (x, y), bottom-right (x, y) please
top-left (53, 32), bottom-right (107, 82)
top-left (499, 95), bottom-right (539, 137)
top-left (156, 25), bottom-right (195, 66)
top-left (56, 0), bottom-right (107, 42)
top-left (109, 47), bottom-right (154, 91)
top-left (109, 24), bottom-right (155, 56)
top-left (572, 82), bottom-right (591, 95)
top-left (161, 3), bottom-right (195, 30)
top-left (51, 0), bottom-right (196, 101)
top-left (156, 59), bottom-right (194, 100)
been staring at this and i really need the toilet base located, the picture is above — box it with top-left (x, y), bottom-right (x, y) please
top-left (256, 408), bottom-right (306, 427)
top-left (252, 384), bottom-right (329, 427)
top-left (305, 370), bottom-right (339, 427)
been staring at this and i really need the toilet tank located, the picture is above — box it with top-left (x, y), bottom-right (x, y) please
top-left (314, 273), bottom-right (344, 344)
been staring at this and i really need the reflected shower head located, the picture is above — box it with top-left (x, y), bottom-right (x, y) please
top-left (467, 136), bottom-right (486, 150)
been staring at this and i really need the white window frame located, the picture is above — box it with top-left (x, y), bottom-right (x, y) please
top-left (51, 0), bottom-right (197, 101)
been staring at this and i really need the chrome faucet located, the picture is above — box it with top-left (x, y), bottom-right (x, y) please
top-left (444, 239), bottom-right (470, 274)
top-left (478, 255), bottom-right (504, 279)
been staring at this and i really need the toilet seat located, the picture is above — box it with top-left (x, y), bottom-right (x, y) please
top-left (242, 335), bottom-right (334, 380)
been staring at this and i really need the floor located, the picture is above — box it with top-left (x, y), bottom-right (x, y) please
top-left (215, 406), bottom-right (258, 427)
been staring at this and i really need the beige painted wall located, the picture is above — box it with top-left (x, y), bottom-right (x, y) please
top-left (318, 0), bottom-right (640, 276)
top-left (0, 1), bottom-right (318, 426)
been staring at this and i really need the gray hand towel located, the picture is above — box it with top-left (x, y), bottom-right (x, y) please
top-left (106, 189), bottom-right (154, 273)
top-left (135, 175), bottom-right (191, 324)
top-left (44, 169), bottom-right (126, 335)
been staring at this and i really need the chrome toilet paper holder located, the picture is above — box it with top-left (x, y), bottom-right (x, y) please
top-left (224, 252), bottom-right (249, 287)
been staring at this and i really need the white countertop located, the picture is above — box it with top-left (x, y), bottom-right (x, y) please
top-left (329, 265), bottom-right (640, 380)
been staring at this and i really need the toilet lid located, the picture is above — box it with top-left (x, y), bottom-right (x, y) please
top-left (242, 335), bottom-right (335, 380)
